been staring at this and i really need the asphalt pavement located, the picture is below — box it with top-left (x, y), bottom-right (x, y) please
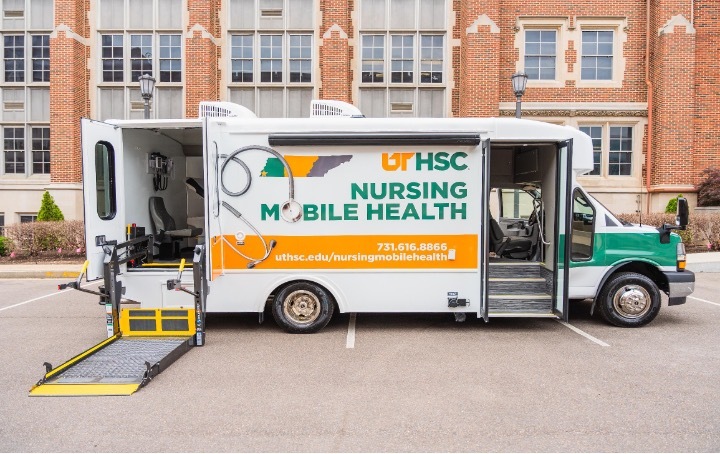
top-left (1, 274), bottom-right (719, 451)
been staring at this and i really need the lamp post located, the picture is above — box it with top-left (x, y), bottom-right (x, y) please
top-left (138, 73), bottom-right (156, 119)
top-left (511, 71), bottom-right (528, 119)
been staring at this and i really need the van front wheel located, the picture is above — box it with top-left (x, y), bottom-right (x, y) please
top-left (597, 272), bottom-right (661, 327)
top-left (272, 282), bottom-right (334, 333)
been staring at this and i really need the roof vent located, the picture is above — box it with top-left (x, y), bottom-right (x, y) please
top-left (310, 100), bottom-right (364, 118)
top-left (199, 101), bottom-right (257, 119)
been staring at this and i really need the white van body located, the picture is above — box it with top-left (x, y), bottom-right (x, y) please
top-left (80, 102), bottom-right (694, 331)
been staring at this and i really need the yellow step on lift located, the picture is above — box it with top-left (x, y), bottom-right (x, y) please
top-left (29, 236), bottom-right (207, 397)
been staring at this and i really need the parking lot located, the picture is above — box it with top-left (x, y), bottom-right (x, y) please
top-left (1, 274), bottom-right (719, 452)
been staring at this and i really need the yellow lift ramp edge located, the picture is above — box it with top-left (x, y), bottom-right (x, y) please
top-left (30, 242), bottom-right (208, 397)
top-left (29, 308), bottom-right (196, 396)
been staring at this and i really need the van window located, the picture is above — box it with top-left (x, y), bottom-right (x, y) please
top-left (95, 142), bottom-right (116, 220)
top-left (571, 189), bottom-right (595, 261)
top-left (499, 189), bottom-right (535, 219)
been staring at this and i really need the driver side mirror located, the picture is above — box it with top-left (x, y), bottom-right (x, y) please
top-left (676, 197), bottom-right (689, 228)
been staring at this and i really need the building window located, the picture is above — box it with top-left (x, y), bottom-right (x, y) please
top-left (361, 34), bottom-right (385, 83)
top-left (260, 34), bottom-right (283, 83)
top-left (609, 126), bottom-right (632, 176)
top-left (581, 30), bottom-right (613, 81)
top-left (130, 34), bottom-right (153, 82)
top-left (4, 126), bottom-right (24, 174)
top-left (0, 213), bottom-right (4, 235)
top-left (158, 34), bottom-right (181, 82)
top-left (20, 214), bottom-right (36, 223)
top-left (391, 35), bottom-right (414, 83)
top-left (31, 35), bottom-right (49, 82)
top-left (362, 33), bottom-right (444, 85)
top-left (579, 126), bottom-right (602, 176)
top-left (578, 124), bottom-right (634, 177)
top-left (231, 35), bottom-right (253, 83)
top-left (31, 126), bottom-right (49, 174)
top-left (101, 34), bottom-right (124, 82)
top-left (4, 35), bottom-right (24, 82)
top-left (420, 35), bottom-right (443, 83)
top-left (525, 30), bottom-right (556, 80)
top-left (227, 0), bottom-right (315, 118)
top-left (289, 34), bottom-right (311, 83)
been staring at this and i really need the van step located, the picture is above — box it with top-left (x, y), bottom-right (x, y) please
top-left (488, 262), bottom-right (544, 279)
top-left (488, 277), bottom-right (547, 294)
top-left (488, 312), bottom-right (558, 318)
top-left (488, 294), bottom-right (553, 313)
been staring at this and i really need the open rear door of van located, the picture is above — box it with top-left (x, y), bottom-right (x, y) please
top-left (81, 118), bottom-right (126, 281)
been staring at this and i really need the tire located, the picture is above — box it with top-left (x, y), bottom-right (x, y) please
top-left (272, 281), bottom-right (334, 333)
top-left (596, 272), bottom-right (661, 327)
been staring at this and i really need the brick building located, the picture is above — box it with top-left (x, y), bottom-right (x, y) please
top-left (0, 0), bottom-right (717, 228)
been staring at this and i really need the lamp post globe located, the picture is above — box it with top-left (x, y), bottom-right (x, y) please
top-left (511, 71), bottom-right (528, 119)
top-left (138, 74), bottom-right (156, 119)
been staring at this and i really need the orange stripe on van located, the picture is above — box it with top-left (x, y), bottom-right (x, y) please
top-left (210, 234), bottom-right (478, 271)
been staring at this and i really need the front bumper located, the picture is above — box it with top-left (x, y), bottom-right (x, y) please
top-left (664, 270), bottom-right (695, 306)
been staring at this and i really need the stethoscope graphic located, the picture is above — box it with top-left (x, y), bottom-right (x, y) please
top-left (215, 143), bottom-right (301, 268)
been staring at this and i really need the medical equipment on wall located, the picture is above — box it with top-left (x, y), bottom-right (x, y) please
top-left (215, 143), bottom-right (301, 268)
top-left (148, 152), bottom-right (174, 191)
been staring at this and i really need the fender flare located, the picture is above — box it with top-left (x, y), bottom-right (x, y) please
top-left (258, 274), bottom-right (347, 313)
top-left (590, 259), bottom-right (664, 315)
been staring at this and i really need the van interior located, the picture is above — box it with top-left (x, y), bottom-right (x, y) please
top-left (487, 142), bottom-right (566, 316)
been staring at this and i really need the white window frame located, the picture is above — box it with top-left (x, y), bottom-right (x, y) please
top-left (574, 18), bottom-right (627, 88)
top-left (0, 122), bottom-right (50, 177)
top-left (576, 122), bottom-right (638, 178)
top-left (514, 17), bottom-right (567, 89)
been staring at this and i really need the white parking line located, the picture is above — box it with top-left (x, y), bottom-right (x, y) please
top-left (557, 320), bottom-right (610, 347)
top-left (689, 295), bottom-right (720, 307)
top-left (0, 282), bottom-right (98, 313)
top-left (346, 313), bottom-right (357, 349)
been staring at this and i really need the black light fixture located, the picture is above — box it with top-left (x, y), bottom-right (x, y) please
top-left (138, 74), bottom-right (156, 119)
top-left (511, 71), bottom-right (528, 119)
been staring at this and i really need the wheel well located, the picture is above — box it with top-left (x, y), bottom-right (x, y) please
top-left (605, 262), bottom-right (668, 293)
top-left (267, 279), bottom-right (339, 308)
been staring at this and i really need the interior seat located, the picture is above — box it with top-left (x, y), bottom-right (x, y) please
top-left (149, 196), bottom-right (203, 259)
top-left (489, 216), bottom-right (532, 259)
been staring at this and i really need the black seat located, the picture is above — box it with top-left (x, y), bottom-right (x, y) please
top-left (489, 216), bottom-right (532, 259)
top-left (149, 196), bottom-right (203, 259)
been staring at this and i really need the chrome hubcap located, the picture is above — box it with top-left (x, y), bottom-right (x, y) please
top-left (612, 285), bottom-right (651, 318)
top-left (283, 290), bottom-right (320, 324)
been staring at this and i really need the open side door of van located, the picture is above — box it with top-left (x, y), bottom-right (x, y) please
top-left (479, 139), bottom-right (491, 322)
top-left (553, 139), bottom-right (573, 321)
top-left (81, 119), bottom-right (126, 281)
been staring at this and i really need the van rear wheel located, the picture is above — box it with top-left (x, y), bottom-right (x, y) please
top-left (597, 272), bottom-right (661, 327)
top-left (272, 281), bottom-right (334, 333)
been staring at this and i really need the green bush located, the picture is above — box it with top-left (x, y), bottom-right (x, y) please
top-left (0, 236), bottom-right (9, 256)
top-left (37, 191), bottom-right (64, 221)
top-left (664, 194), bottom-right (683, 214)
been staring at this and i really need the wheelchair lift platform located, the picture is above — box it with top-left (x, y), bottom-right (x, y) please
top-left (29, 237), bottom-right (207, 397)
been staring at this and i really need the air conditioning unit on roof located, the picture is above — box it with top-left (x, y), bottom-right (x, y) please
top-left (310, 100), bottom-right (364, 118)
top-left (199, 101), bottom-right (257, 119)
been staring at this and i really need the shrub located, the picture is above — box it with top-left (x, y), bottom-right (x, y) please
top-left (664, 194), bottom-right (683, 214)
top-left (5, 220), bottom-right (84, 256)
top-left (0, 236), bottom-right (10, 256)
top-left (696, 167), bottom-right (720, 207)
top-left (37, 191), bottom-right (64, 221)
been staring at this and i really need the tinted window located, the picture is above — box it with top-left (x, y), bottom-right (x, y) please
top-left (571, 189), bottom-right (595, 261)
top-left (95, 142), bottom-right (116, 220)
